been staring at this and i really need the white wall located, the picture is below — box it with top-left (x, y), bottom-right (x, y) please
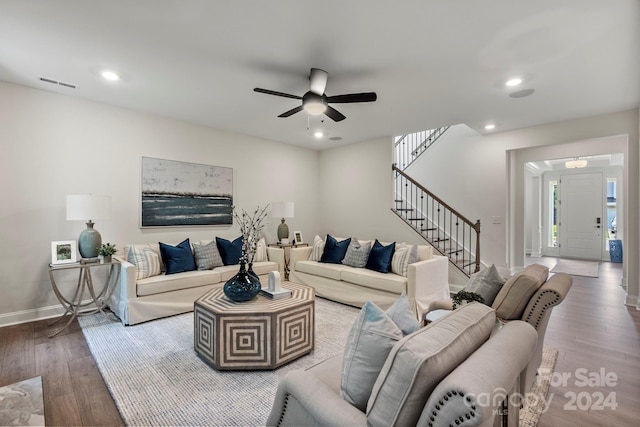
top-left (404, 124), bottom-right (509, 267)
top-left (324, 110), bottom-right (639, 307)
top-left (0, 82), bottom-right (320, 324)
top-left (2, 81), bottom-right (638, 326)
top-left (317, 137), bottom-right (432, 246)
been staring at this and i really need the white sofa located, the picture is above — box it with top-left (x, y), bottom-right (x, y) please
top-left (108, 241), bottom-right (284, 325)
top-left (289, 242), bottom-right (449, 318)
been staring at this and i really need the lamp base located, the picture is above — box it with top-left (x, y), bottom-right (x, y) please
top-left (78, 221), bottom-right (102, 258)
top-left (277, 219), bottom-right (289, 242)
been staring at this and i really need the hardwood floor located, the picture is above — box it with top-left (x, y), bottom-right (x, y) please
top-left (529, 257), bottom-right (640, 427)
top-left (0, 317), bottom-right (122, 426)
top-left (1, 258), bottom-right (638, 426)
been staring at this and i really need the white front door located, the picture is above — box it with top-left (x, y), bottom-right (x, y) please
top-left (559, 172), bottom-right (603, 259)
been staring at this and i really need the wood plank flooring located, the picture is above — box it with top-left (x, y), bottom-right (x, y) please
top-left (530, 257), bottom-right (640, 427)
top-left (0, 317), bottom-right (122, 426)
top-left (1, 257), bottom-right (638, 426)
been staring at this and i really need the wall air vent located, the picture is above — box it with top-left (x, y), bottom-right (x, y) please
top-left (39, 77), bottom-right (78, 89)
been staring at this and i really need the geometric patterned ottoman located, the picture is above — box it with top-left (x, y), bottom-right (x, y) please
top-left (194, 281), bottom-right (315, 370)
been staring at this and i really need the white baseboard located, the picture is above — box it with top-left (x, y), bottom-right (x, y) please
top-left (624, 294), bottom-right (639, 310)
top-left (0, 300), bottom-right (97, 328)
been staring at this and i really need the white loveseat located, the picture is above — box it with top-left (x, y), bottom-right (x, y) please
top-left (108, 240), bottom-right (284, 325)
top-left (289, 239), bottom-right (449, 318)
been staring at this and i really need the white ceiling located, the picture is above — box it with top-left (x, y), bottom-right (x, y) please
top-left (1, 0), bottom-right (638, 150)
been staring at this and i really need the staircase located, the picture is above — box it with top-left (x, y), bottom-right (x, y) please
top-left (394, 126), bottom-right (450, 170)
top-left (392, 164), bottom-right (480, 277)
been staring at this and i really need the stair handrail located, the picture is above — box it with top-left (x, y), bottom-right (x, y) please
top-left (410, 125), bottom-right (449, 157)
top-left (392, 164), bottom-right (481, 274)
top-left (394, 126), bottom-right (450, 171)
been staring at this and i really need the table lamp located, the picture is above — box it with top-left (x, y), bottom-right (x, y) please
top-left (271, 202), bottom-right (294, 244)
top-left (66, 194), bottom-right (111, 258)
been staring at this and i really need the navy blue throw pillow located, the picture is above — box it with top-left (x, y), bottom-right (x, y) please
top-left (365, 240), bottom-right (396, 273)
top-left (159, 238), bottom-right (196, 275)
top-left (216, 236), bottom-right (244, 265)
top-left (320, 235), bottom-right (352, 264)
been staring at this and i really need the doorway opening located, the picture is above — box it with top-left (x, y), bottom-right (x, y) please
top-left (527, 153), bottom-right (623, 261)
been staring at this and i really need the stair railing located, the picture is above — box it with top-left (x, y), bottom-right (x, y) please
top-left (394, 126), bottom-right (450, 171)
top-left (392, 164), bottom-right (481, 276)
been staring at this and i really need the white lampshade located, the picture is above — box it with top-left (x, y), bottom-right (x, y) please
top-left (271, 202), bottom-right (294, 219)
top-left (66, 194), bottom-right (112, 220)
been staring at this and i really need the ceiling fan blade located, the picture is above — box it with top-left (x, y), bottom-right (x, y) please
top-left (254, 88), bottom-right (302, 100)
top-left (326, 92), bottom-right (377, 103)
top-left (278, 105), bottom-right (304, 118)
top-left (309, 68), bottom-right (328, 95)
top-left (324, 105), bottom-right (346, 122)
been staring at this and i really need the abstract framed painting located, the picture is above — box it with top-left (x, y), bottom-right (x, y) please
top-left (141, 157), bottom-right (233, 227)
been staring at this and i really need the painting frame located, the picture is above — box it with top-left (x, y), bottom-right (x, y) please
top-left (51, 240), bottom-right (78, 265)
top-left (140, 157), bottom-right (233, 228)
top-left (293, 231), bottom-right (303, 245)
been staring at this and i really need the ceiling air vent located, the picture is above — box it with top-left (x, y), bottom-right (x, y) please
top-left (39, 77), bottom-right (78, 89)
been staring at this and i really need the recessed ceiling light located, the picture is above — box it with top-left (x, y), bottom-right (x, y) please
top-left (314, 131), bottom-right (323, 139)
top-left (484, 124), bottom-right (496, 130)
top-left (505, 77), bottom-right (523, 87)
top-left (101, 70), bottom-right (120, 81)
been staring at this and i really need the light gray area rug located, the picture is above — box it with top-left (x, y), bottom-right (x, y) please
top-left (79, 298), bottom-right (360, 426)
top-left (520, 347), bottom-right (559, 427)
top-left (0, 376), bottom-right (44, 426)
top-left (551, 259), bottom-right (599, 277)
top-left (80, 299), bottom-right (557, 426)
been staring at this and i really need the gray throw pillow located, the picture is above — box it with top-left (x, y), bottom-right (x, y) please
top-left (463, 264), bottom-right (505, 306)
top-left (385, 292), bottom-right (419, 335)
top-left (192, 240), bottom-right (223, 270)
top-left (366, 303), bottom-right (496, 427)
top-left (341, 301), bottom-right (404, 411)
top-left (342, 238), bottom-right (372, 268)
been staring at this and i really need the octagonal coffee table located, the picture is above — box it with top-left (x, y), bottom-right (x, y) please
top-left (194, 281), bottom-right (315, 370)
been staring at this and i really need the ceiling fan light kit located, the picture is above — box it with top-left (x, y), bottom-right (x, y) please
top-left (302, 92), bottom-right (327, 115)
top-left (254, 68), bottom-right (377, 122)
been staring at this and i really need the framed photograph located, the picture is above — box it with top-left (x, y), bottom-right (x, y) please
top-left (141, 157), bottom-right (233, 227)
top-left (293, 231), bottom-right (303, 245)
top-left (51, 240), bottom-right (78, 265)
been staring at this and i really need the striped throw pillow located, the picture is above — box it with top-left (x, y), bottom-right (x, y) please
top-left (391, 244), bottom-right (419, 277)
top-left (254, 238), bottom-right (268, 262)
top-left (310, 235), bottom-right (325, 261)
top-left (127, 244), bottom-right (162, 280)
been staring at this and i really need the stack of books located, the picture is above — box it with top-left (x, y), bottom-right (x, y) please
top-left (259, 287), bottom-right (292, 300)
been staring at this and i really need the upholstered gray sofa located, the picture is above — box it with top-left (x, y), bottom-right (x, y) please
top-left (267, 303), bottom-right (537, 427)
top-left (425, 263), bottom-right (572, 395)
top-left (109, 240), bottom-right (284, 325)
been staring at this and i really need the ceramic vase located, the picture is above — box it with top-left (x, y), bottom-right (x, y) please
top-left (223, 261), bottom-right (261, 302)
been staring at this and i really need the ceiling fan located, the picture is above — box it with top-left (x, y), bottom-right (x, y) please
top-left (253, 68), bottom-right (377, 122)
